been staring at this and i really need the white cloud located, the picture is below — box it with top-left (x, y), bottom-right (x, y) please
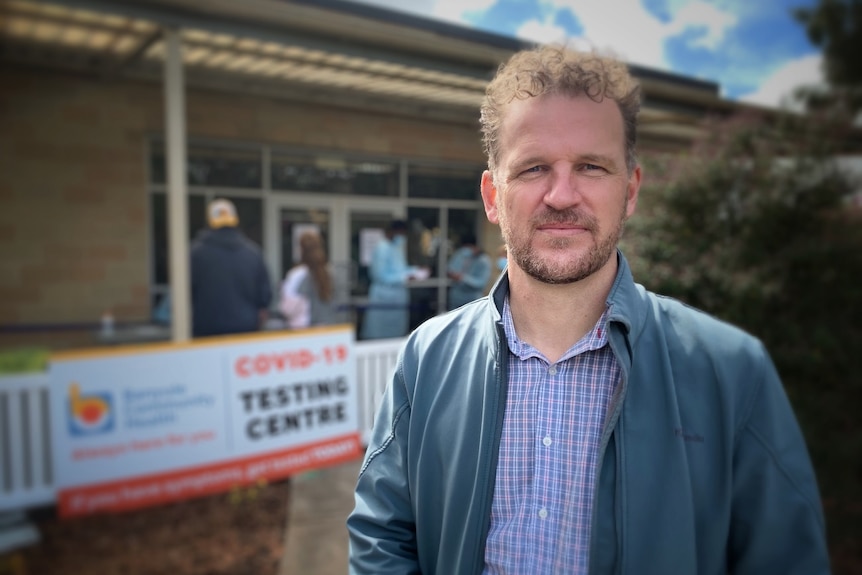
top-left (432, 0), bottom-right (497, 23)
top-left (667, 1), bottom-right (737, 49)
top-left (354, 0), bottom-right (739, 73)
top-left (352, 0), bottom-right (814, 108)
top-left (508, 0), bottom-right (737, 73)
top-left (739, 54), bottom-right (825, 111)
top-left (517, 0), bottom-right (671, 69)
top-left (516, 20), bottom-right (570, 45)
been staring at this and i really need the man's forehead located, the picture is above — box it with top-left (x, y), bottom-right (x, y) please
top-left (500, 92), bottom-right (621, 120)
top-left (498, 95), bottom-right (625, 151)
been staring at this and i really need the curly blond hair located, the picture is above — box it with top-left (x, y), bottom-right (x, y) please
top-left (480, 45), bottom-right (641, 176)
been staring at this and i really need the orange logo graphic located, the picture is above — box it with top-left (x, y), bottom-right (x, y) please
top-left (68, 383), bottom-right (114, 435)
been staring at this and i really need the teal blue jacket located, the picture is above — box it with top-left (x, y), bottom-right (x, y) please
top-left (348, 253), bottom-right (829, 574)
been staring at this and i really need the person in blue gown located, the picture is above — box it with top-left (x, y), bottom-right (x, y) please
top-left (446, 233), bottom-right (491, 310)
top-left (361, 220), bottom-right (422, 339)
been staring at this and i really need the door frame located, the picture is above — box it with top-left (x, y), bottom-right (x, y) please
top-left (264, 193), bottom-right (403, 296)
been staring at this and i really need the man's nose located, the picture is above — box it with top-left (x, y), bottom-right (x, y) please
top-left (543, 169), bottom-right (582, 210)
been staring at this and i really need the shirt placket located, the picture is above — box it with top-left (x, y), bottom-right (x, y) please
top-left (532, 357), bottom-right (562, 573)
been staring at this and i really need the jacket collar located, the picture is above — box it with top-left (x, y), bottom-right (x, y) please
top-left (605, 250), bottom-right (641, 336)
top-left (489, 270), bottom-right (508, 323)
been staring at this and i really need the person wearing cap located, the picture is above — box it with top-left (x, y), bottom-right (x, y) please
top-left (360, 219), bottom-right (424, 340)
top-left (446, 233), bottom-right (492, 310)
top-left (190, 198), bottom-right (272, 337)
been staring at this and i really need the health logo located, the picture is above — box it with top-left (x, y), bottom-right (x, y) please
top-left (67, 382), bottom-right (114, 435)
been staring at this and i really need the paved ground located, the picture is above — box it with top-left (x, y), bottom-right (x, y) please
top-left (279, 458), bottom-right (363, 575)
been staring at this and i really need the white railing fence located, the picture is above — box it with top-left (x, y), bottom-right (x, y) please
top-left (0, 373), bottom-right (54, 511)
top-left (354, 338), bottom-right (402, 445)
top-left (0, 338), bottom-right (403, 513)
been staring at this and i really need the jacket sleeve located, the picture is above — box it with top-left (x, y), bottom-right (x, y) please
top-left (728, 344), bottom-right (830, 574)
top-left (347, 359), bottom-right (420, 574)
top-left (257, 257), bottom-right (272, 310)
top-left (189, 247), bottom-right (200, 300)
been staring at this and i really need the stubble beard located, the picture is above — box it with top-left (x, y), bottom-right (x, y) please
top-left (501, 202), bottom-right (628, 285)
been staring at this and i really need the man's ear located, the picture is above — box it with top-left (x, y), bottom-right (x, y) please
top-left (481, 171), bottom-right (500, 224)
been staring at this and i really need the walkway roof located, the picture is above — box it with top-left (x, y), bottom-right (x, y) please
top-left (1, 0), bottom-right (743, 146)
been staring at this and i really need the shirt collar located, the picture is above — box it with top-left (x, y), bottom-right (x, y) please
top-left (501, 295), bottom-right (611, 363)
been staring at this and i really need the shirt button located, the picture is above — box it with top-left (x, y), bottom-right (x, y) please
top-left (542, 436), bottom-right (552, 447)
top-left (538, 508), bottom-right (548, 520)
top-left (548, 366), bottom-right (557, 375)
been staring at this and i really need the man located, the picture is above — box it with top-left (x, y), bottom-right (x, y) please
top-left (191, 198), bottom-right (271, 337)
top-left (360, 219), bottom-right (423, 340)
top-left (347, 46), bottom-right (829, 574)
top-left (446, 233), bottom-right (492, 310)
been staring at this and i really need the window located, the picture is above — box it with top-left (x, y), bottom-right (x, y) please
top-left (406, 207), bottom-right (442, 275)
top-left (147, 138), bottom-right (487, 331)
top-left (408, 164), bottom-right (482, 200)
top-left (151, 143), bottom-right (262, 188)
top-left (271, 152), bottom-right (398, 196)
top-left (447, 209), bottom-right (483, 261)
top-left (406, 207), bottom-right (441, 330)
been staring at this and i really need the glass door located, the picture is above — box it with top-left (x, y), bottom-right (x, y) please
top-left (348, 205), bottom-right (403, 338)
top-left (266, 195), bottom-right (334, 329)
top-left (279, 207), bottom-right (331, 281)
top-left (402, 206), bottom-right (484, 330)
top-left (267, 195), bottom-right (401, 335)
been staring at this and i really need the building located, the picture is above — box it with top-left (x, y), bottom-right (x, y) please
top-left (0, 0), bottom-right (738, 348)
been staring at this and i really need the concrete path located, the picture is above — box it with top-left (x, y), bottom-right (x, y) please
top-left (279, 458), bottom-right (363, 575)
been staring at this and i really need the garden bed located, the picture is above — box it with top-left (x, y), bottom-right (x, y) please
top-left (11, 479), bottom-right (290, 575)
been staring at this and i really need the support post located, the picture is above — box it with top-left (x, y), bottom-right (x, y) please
top-left (163, 28), bottom-right (190, 342)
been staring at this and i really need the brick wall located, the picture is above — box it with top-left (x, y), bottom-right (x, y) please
top-left (182, 88), bottom-right (484, 161)
top-left (0, 68), bottom-right (156, 331)
top-left (0, 66), bottom-right (485, 348)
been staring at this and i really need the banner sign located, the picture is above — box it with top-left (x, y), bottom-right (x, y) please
top-left (49, 326), bottom-right (361, 517)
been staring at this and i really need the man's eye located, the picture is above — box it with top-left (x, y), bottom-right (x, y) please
top-left (522, 166), bottom-right (543, 174)
top-left (580, 163), bottom-right (610, 175)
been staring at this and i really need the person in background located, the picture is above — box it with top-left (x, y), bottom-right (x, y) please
top-left (446, 233), bottom-right (491, 310)
top-left (495, 243), bottom-right (508, 273)
top-left (280, 231), bottom-right (339, 328)
top-left (482, 243), bottom-right (508, 296)
top-left (348, 45), bottom-right (828, 574)
top-left (361, 219), bottom-right (424, 340)
top-left (191, 198), bottom-right (272, 337)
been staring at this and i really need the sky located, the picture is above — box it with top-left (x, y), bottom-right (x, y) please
top-left (348, 0), bottom-right (824, 111)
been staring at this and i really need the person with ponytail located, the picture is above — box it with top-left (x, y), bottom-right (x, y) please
top-left (280, 231), bottom-right (338, 328)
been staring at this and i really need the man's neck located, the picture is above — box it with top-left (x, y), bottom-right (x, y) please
top-left (507, 256), bottom-right (618, 363)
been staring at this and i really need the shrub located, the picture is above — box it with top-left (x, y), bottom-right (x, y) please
top-left (623, 111), bottom-right (862, 571)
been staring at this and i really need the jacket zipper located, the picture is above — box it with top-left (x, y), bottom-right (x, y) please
top-left (470, 321), bottom-right (510, 574)
top-left (588, 328), bottom-right (630, 574)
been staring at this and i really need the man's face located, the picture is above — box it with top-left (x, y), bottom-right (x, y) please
top-left (481, 94), bottom-right (641, 285)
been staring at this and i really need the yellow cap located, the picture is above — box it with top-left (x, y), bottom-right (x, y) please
top-left (207, 199), bottom-right (239, 228)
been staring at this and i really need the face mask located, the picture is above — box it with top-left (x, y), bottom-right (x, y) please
top-left (497, 257), bottom-right (507, 271)
top-left (393, 235), bottom-right (406, 249)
